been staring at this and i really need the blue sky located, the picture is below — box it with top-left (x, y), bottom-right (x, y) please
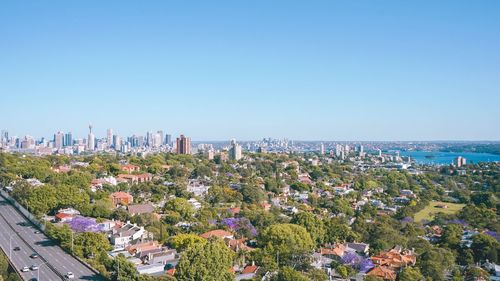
top-left (1, 1), bottom-right (499, 141)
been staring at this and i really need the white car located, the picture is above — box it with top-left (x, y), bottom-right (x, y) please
top-left (66, 272), bottom-right (74, 279)
top-left (30, 265), bottom-right (39, 271)
top-left (21, 266), bottom-right (30, 272)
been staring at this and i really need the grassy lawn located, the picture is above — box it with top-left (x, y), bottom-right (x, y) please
top-left (414, 201), bottom-right (465, 223)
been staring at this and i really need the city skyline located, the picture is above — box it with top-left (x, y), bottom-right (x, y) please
top-left (1, 1), bottom-right (500, 140)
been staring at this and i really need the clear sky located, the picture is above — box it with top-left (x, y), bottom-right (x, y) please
top-left (1, 1), bottom-right (499, 141)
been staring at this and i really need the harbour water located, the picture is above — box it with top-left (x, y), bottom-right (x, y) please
top-left (399, 151), bottom-right (500, 165)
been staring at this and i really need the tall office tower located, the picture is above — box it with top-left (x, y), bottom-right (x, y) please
top-left (87, 125), bottom-right (95, 151)
top-left (107, 128), bottom-right (113, 147)
top-left (0, 130), bottom-right (8, 145)
top-left (54, 131), bottom-right (65, 149)
top-left (320, 143), bottom-right (325, 155)
top-left (113, 135), bottom-right (121, 151)
top-left (229, 139), bottom-right (242, 160)
top-left (146, 131), bottom-right (153, 147)
top-left (165, 134), bottom-right (172, 145)
top-left (137, 135), bottom-right (145, 147)
top-left (153, 133), bottom-right (162, 148)
top-left (359, 145), bottom-right (364, 154)
top-left (454, 156), bottom-right (466, 167)
top-left (65, 132), bottom-right (73, 147)
top-left (157, 130), bottom-right (164, 145)
top-left (378, 149), bottom-right (382, 157)
top-left (335, 144), bottom-right (342, 157)
top-left (176, 134), bottom-right (191, 154)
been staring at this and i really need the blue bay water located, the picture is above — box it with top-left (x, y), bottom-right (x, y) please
top-left (399, 151), bottom-right (500, 165)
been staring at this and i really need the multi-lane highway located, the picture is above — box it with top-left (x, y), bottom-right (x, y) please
top-left (0, 196), bottom-right (105, 281)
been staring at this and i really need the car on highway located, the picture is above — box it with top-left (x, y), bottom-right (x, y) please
top-left (66, 272), bottom-right (75, 279)
top-left (30, 253), bottom-right (39, 259)
top-left (34, 230), bottom-right (41, 234)
top-left (29, 278), bottom-right (38, 281)
top-left (13, 246), bottom-right (20, 251)
top-left (21, 266), bottom-right (29, 272)
top-left (30, 265), bottom-right (39, 271)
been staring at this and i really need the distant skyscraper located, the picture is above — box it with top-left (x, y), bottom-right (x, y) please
top-left (65, 132), bottom-right (73, 147)
top-left (113, 135), bottom-right (121, 151)
top-left (0, 130), bottom-right (8, 145)
top-left (106, 128), bottom-right (113, 147)
top-left (157, 130), bottom-right (164, 145)
top-left (165, 134), bottom-right (172, 145)
top-left (176, 134), bottom-right (191, 154)
top-left (146, 131), bottom-right (154, 147)
top-left (229, 139), bottom-right (242, 160)
top-left (87, 125), bottom-right (95, 151)
top-left (454, 156), bottom-right (466, 167)
top-left (54, 131), bottom-right (64, 149)
top-left (320, 143), bottom-right (325, 155)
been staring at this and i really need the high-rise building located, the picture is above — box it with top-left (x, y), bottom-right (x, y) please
top-left (229, 139), bottom-right (242, 160)
top-left (176, 134), bottom-right (191, 154)
top-left (146, 131), bottom-right (154, 147)
top-left (54, 131), bottom-right (65, 149)
top-left (157, 130), bottom-right (164, 145)
top-left (65, 132), bottom-right (73, 147)
top-left (107, 128), bottom-right (113, 147)
top-left (87, 125), bottom-right (95, 151)
top-left (454, 156), bottom-right (466, 167)
top-left (0, 130), bottom-right (8, 145)
top-left (320, 143), bottom-right (325, 155)
top-left (113, 135), bottom-right (121, 151)
top-left (165, 134), bottom-right (172, 145)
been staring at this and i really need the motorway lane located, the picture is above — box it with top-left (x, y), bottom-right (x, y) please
top-left (0, 197), bottom-right (105, 281)
top-left (0, 201), bottom-right (61, 281)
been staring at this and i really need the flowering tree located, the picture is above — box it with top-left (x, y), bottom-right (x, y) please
top-left (69, 216), bottom-right (101, 233)
top-left (341, 251), bottom-right (374, 273)
top-left (221, 217), bottom-right (257, 238)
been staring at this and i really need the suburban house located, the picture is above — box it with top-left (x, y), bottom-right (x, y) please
top-left (110, 223), bottom-right (145, 248)
top-left (200, 229), bottom-right (234, 240)
top-left (117, 173), bottom-right (153, 184)
top-left (121, 164), bottom-right (140, 173)
top-left (110, 191), bottom-right (134, 206)
top-left (128, 204), bottom-right (155, 216)
top-left (366, 266), bottom-right (397, 280)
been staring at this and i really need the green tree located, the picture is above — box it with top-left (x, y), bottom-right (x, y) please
top-left (471, 233), bottom-right (499, 263)
top-left (291, 212), bottom-right (325, 245)
top-left (398, 267), bottom-right (424, 281)
top-left (169, 233), bottom-right (206, 252)
top-left (271, 267), bottom-right (308, 281)
top-left (440, 224), bottom-right (462, 249)
top-left (260, 224), bottom-right (314, 267)
top-left (73, 232), bottom-right (112, 259)
top-left (164, 198), bottom-right (195, 220)
top-left (417, 247), bottom-right (455, 281)
top-left (113, 254), bottom-right (139, 281)
top-left (175, 238), bottom-right (234, 281)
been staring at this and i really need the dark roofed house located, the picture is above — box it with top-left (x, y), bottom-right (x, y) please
top-left (128, 204), bottom-right (155, 216)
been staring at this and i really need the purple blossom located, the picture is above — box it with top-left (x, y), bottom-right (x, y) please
top-left (69, 216), bottom-right (102, 233)
top-left (341, 251), bottom-right (373, 273)
top-left (359, 258), bottom-right (374, 273)
top-left (448, 219), bottom-right (469, 226)
top-left (220, 217), bottom-right (258, 238)
top-left (401, 217), bottom-right (414, 223)
top-left (485, 231), bottom-right (499, 241)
